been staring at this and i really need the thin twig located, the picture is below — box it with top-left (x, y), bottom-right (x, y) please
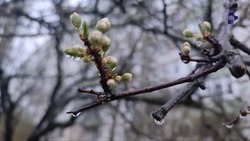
top-left (77, 88), bottom-right (102, 95)
top-left (230, 36), bottom-right (250, 56)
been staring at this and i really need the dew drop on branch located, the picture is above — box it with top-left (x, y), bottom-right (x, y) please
top-left (73, 57), bottom-right (81, 61)
top-left (239, 114), bottom-right (246, 119)
top-left (65, 54), bottom-right (71, 58)
top-left (154, 118), bottom-right (164, 126)
top-left (70, 112), bottom-right (81, 117)
top-left (224, 123), bottom-right (233, 129)
top-left (195, 41), bottom-right (203, 47)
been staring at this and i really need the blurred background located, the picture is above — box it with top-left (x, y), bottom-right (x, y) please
top-left (0, 0), bottom-right (250, 141)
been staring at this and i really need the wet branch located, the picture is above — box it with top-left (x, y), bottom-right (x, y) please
top-left (67, 60), bottom-right (225, 116)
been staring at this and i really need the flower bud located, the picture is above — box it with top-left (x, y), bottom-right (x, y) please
top-left (95, 18), bottom-right (111, 34)
top-left (201, 21), bottom-right (211, 31)
top-left (181, 45), bottom-right (191, 56)
top-left (115, 75), bottom-right (122, 81)
top-left (64, 44), bottom-right (86, 58)
top-left (183, 42), bottom-right (191, 47)
top-left (83, 56), bottom-right (91, 63)
top-left (89, 30), bottom-right (103, 46)
top-left (199, 21), bottom-right (211, 37)
top-left (107, 79), bottom-right (116, 90)
top-left (101, 36), bottom-right (111, 52)
top-left (183, 29), bottom-right (194, 38)
top-left (195, 34), bottom-right (204, 41)
top-left (70, 12), bottom-right (82, 28)
top-left (104, 56), bottom-right (118, 69)
top-left (122, 73), bottom-right (133, 81)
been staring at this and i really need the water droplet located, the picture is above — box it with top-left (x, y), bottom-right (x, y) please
top-left (224, 123), bottom-right (233, 129)
top-left (154, 118), bottom-right (164, 126)
top-left (195, 41), bottom-right (203, 47)
top-left (70, 112), bottom-right (81, 117)
top-left (65, 54), bottom-right (70, 58)
top-left (239, 114), bottom-right (246, 119)
top-left (73, 57), bottom-right (81, 61)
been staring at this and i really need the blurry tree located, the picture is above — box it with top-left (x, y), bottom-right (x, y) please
top-left (0, 0), bottom-right (250, 141)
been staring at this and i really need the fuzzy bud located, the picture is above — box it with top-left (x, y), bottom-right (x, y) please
top-left (64, 44), bottom-right (86, 58)
top-left (183, 29), bottom-right (194, 38)
top-left (101, 36), bottom-right (111, 52)
top-left (201, 21), bottom-right (211, 31)
top-left (182, 46), bottom-right (191, 56)
top-left (115, 75), bottom-right (122, 81)
top-left (89, 30), bottom-right (103, 46)
top-left (183, 42), bottom-right (191, 47)
top-left (95, 18), bottom-right (111, 34)
top-left (122, 73), bottom-right (133, 81)
top-left (83, 56), bottom-right (91, 63)
top-left (199, 21), bottom-right (211, 37)
top-left (104, 56), bottom-right (118, 69)
top-left (70, 12), bottom-right (82, 28)
top-left (107, 79), bottom-right (116, 90)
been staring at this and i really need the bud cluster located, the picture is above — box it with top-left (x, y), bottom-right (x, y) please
top-left (181, 42), bottom-right (191, 56)
top-left (66, 12), bottom-right (133, 92)
top-left (182, 21), bottom-right (211, 48)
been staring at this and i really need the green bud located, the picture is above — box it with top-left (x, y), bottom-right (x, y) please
top-left (181, 45), bottom-right (191, 56)
top-left (182, 42), bottom-right (190, 47)
top-left (195, 34), bottom-right (204, 41)
top-left (82, 21), bottom-right (89, 37)
top-left (114, 75), bottom-right (122, 81)
top-left (104, 56), bottom-right (118, 69)
top-left (101, 36), bottom-right (110, 52)
top-left (201, 21), bottom-right (211, 31)
top-left (89, 30), bottom-right (103, 46)
top-left (122, 73), bottom-right (133, 81)
top-left (64, 44), bottom-right (86, 58)
top-left (95, 18), bottom-right (111, 34)
top-left (70, 12), bottom-right (82, 28)
top-left (83, 56), bottom-right (91, 63)
top-left (107, 79), bottom-right (116, 90)
top-left (183, 29), bottom-right (194, 38)
top-left (199, 21), bottom-right (211, 37)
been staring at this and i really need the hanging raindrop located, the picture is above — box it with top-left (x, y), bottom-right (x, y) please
top-left (225, 123), bottom-right (233, 129)
top-left (70, 112), bottom-right (81, 117)
top-left (73, 57), bottom-right (81, 61)
top-left (154, 118), bottom-right (164, 126)
top-left (65, 54), bottom-right (71, 58)
top-left (195, 41), bottom-right (203, 47)
top-left (239, 114), bottom-right (246, 119)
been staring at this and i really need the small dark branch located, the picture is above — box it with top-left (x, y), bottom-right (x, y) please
top-left (77, 88), bottom-right (102, 95)
top-left (162, 0), bottom-right (168, 35)
top-left (189, 57), bottom-right (211, 63)
top-left (79, 34), bottom-right (111, 93)
top-left (223, 106), bottom-right (250, 128)
top-left (92, 51), bottom-right (111, 93)
top-left (66, 102), bottom-right (102, 116)
top-left (246, 68), bottom-right (250, 79)
top-left (230, 36), bottom-right (250, 56)
top-left (151, 63), bottom-right (211, 122)
top-left (115, 60), bottom-right (225, 97)
top-left (152, 80), bottom-right (200, 121)
top-left (204, 36), bottom-right (223, 55)
top-left (179, 53), bottom-right (211, 63)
